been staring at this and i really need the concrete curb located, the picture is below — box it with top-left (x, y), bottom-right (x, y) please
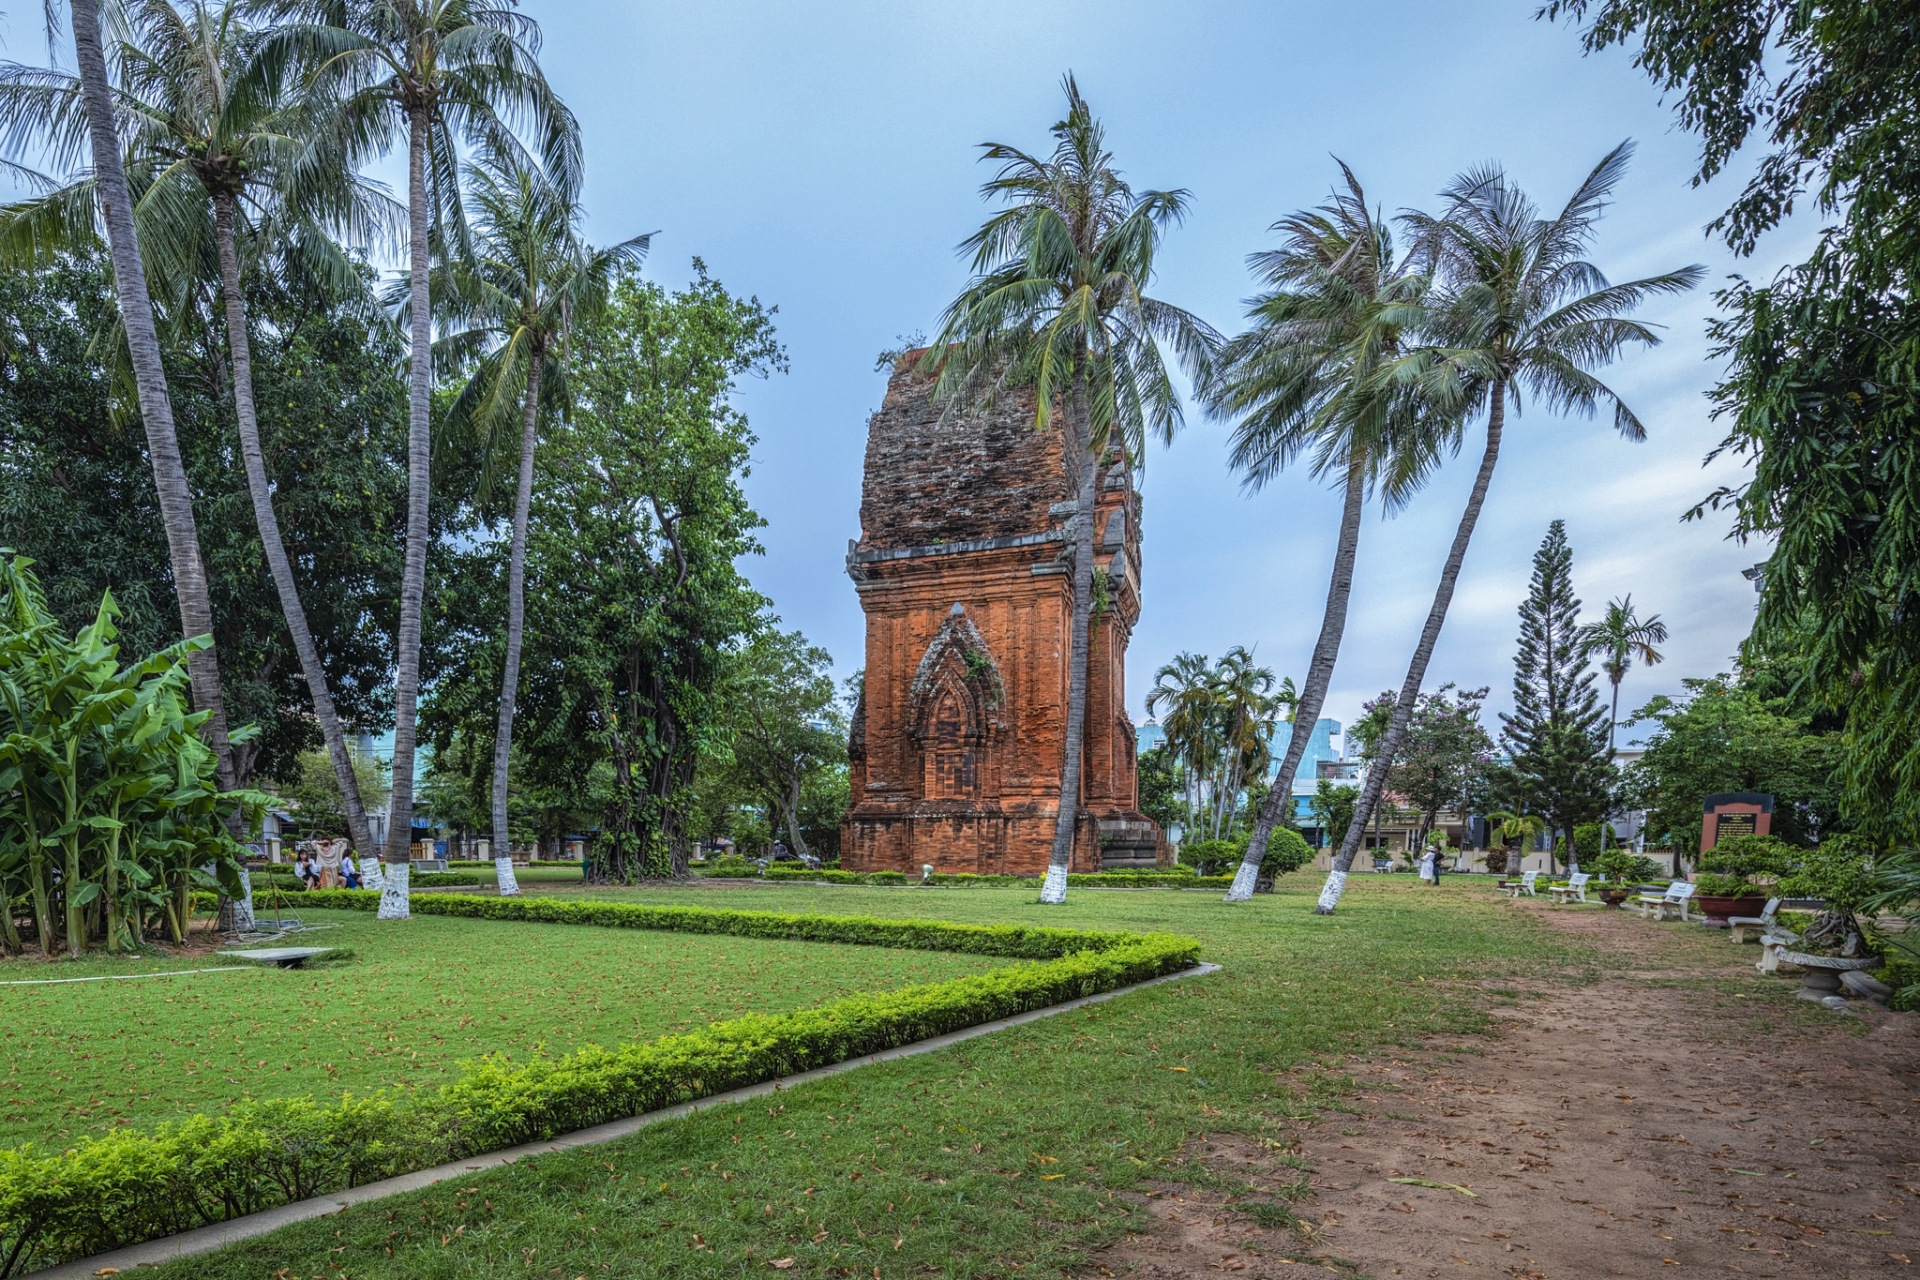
top-left (31, 961), bottom-right (1222, 1278)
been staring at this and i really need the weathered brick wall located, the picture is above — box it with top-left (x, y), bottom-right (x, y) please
top-left (857, 360), bottom-right (1065, 549)
top-left (841, 357), bottom-right (1166, 875)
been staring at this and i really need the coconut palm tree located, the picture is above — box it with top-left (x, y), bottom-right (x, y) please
top-left (1204, 163), bottom-right (1458, 900)
top-left (0, 0), bottom-right (401, 844)
top-left (1146, 652), bottom-right (1214, 835)
top-left (1206, 646), bottom-right (1279, 840)
top-left (3, 1), bottom-right (239, 790)
top-left (431, 154), bottom-right (648, 896)
top-left (921, 75), bottom-right (1216, 903)
top-left (1576, 594), bottom-right (1667, 858)
top-left (1313, 143), bottom-right (1705, 914)
top-left (263, 0), bottom-right (579, 915)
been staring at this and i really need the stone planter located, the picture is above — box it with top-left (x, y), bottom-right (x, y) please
top-left (1696, 894), bottom-right (1768, 924)
top-left (1598, 888), bottom-right (1629, 909)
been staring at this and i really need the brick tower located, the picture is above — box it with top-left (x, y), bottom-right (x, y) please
top-left (839, 358), bottom-right (1167, 875)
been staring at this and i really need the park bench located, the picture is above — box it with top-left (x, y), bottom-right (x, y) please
top-left (1727, 898), bottom-right (1781, 945)
top-left (1636, 881), bottom-right (1697, 922)
top-left (1548, 872), bottom-right (1592, 904)
top-left (1501, 870), bottom-right (1540, 899)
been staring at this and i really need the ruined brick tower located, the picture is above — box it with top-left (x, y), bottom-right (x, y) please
top-left (840, 357), bottom-right (1167, 875)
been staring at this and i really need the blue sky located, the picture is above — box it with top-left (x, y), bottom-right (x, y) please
top-left (9, 0), bottom-right (1815, 746)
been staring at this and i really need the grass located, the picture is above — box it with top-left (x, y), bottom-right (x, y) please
top-left (109, 872), bottom-right (1624, 1280)
top-left (0, 908), bottom-right (1017, 1150)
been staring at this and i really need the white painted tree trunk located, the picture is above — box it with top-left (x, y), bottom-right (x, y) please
top-left (232, 870), bottom-right (255, 932)
top-left (360, 858), bottom-right (385, 893)
top-left (495, 856), bottom-right (520, 896)
top-left (1039, 864), bottom-right (1068, 905)
top-left (377, 861), bottom-right (411, 920)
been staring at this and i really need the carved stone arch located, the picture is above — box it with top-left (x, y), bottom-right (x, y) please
top-left (906, 605), bottom-right (1005, 800)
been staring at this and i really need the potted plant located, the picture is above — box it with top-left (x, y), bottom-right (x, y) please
top-left (1694, 834), bottom-right (1792, 922)
top-left (1594, 848), bottom-right (1665, 908)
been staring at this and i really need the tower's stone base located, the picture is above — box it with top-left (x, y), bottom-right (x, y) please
top-left (841, 807), bottom-right (1168, 876)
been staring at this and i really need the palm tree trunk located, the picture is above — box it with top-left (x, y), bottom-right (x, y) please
top-left (1227, 453), bottom-right (1366, 900)
top-left (1042, 369), bottom-right (1099, 904)
top-left (69, 0), bottom-right (235, 791)
top-left (491, 355), bottom-right (544, 899)
top-left (1598, 679), bottom-right (1621, 864)
top-left (1317, 379), bottom-right (1507, 913)
top-left (212, 193), bottom-right (377, 860)
top-left (379, 105), bottom-right (436, 921)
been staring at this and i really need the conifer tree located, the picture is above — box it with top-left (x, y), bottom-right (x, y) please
top-left (1500, 521), bottom-right (1611, 871)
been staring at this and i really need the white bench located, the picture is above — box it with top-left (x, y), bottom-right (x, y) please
top-left (1549, 872), bottom-right (1592, 904)
top-left (1636, 881), bottom-right (1697, 922)
top-left (1728, 897), bottom-right (1780, 945)
top-left (1501, 870), bottom-right (1540, 899)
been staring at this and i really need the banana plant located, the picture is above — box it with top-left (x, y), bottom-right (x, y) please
top-left (0, 552), bottom-right (262, 955)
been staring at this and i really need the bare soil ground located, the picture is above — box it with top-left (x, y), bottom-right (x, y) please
top-left (1093, 897), bottom-right (1920, 1279)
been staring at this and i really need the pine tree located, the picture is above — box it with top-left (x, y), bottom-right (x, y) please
top-left (1500, 521), bottom-right (1612, 872)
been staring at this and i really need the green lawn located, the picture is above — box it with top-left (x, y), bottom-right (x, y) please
top-left (0, 908), bottom-right (1017, 1150)
top-left (133, 873), bottom-right (1635, 1280)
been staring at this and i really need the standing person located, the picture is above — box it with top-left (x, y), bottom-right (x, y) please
top-left (1419, 845), bottom-right (1436, 885)
top-left (1430, 841), bottom-right (1446, 887)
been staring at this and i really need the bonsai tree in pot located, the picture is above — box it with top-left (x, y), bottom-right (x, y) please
top-left (1594, 847), bottom-right (1667, 906)
top-left (1778, 835), bottom-right (1882, 957)
top-left (1695, 833), bottom-right (1794, 921)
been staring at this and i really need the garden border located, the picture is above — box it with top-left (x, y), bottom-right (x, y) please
top-left (2, 894), bottom-right (1203, 1277)
top-left (30, 960), bottom-right (1220, 1279)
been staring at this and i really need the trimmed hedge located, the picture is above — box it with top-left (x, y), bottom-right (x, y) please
top-left (758, 866), bottom-right (1233, 890)
top-left (0, 896), bottom-right (1199, 1276)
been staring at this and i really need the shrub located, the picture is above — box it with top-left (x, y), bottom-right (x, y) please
top-left (1780, 833), bottom-right (1881, 917)
top-left (1179, 839), bottom-right (1238, 876)
top-left (0, 895), bottom-right (1200, 1272)
top-left (1264, 828), bottom-right (1313, 876)
top-left (1594, 848), bottom-right (1666, 885)
top-left (1699, 833), bottom-right (1795, 879)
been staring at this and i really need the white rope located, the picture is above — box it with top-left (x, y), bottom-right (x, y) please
top-left (0, 966), bottom-right (253, 988)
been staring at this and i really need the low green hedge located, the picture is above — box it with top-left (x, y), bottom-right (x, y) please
top-left (757, 866), bottom-right (1233, 890)
top-left (0, 894), bottom-right (1198, 1273)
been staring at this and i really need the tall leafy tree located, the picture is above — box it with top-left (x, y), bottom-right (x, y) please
top-left (1391, 683), bottom-right (1494, 854)
top-left (1, 0), bottom-right (398, 845)
top-left (1202, 163), bottom-right (1456, 898)
top-left (1501, 521), bottom-right (1611, 871)
top-left (1623, 676), bottom-right (1843, 857)
top-left (423, 266), bottom-right (782, 882)
top-left (714, 627), bottom-right (844, 862)
top-left (921, 75), bottom-right (1216, 904)
top-left (266, 0), bottom-right (579, 911)
top-left (1313, 146), bottom-right (1703, 913)
top-left (0, 252), bottom-right (410, 786)
top-left (0, 1), bottom-right (239, 790)
top-left (432, 154), bottom-right (647, 893)
top-left (1544, 2), bottom-right (1920, 841)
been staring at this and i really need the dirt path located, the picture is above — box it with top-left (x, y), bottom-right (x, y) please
top-left (1095, 897), bottom-right (1920, 1279)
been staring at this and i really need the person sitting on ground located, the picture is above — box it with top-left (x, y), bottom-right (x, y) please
top-left (296, 851), bottom-right (318, 890)
top-left (341, 851), bottom-right (359, 890)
